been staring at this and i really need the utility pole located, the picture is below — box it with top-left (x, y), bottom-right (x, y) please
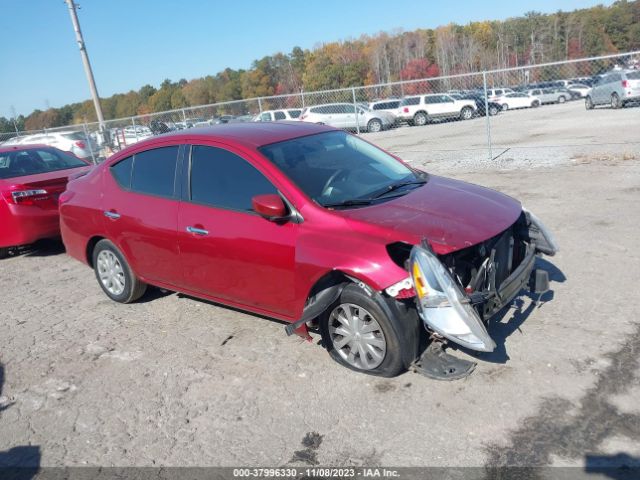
top-left (65, 0), bottom-right (105, 132)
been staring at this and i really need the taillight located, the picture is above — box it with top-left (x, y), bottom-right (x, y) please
top-left (622, 80), bottom-right (629, 88)
top-left (2, 189), bottom-right (49, 206)
top-left (75, 141), bottom-right (86, 149)
top-left (403, 107), bottom-right (409, 113)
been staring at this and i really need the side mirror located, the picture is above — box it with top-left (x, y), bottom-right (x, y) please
top-left (252, 194), bottom-right (287, 220)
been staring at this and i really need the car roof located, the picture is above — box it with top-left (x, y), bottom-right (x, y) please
top-left (127, 121), bottom-right (335, 149)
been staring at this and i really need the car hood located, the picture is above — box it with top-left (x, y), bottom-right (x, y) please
top-left (338, 175), bottom-right (522, 254)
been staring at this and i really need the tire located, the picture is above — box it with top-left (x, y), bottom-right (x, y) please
top-left (501, 103), bottom-right (509, 111)
top-left (319, 283), bottom-right (420, 377)
top-left (585, 96), bottom-right (594, 110)
top-left (413, 111), bottom-right (428, 126)
top-left (0, 247), bottom-right (9, 259)
top-left (558, 96), bottom-right (566, 104)
top-left (92, 239), bottom-right (147, 303)
top-left (460, 106), bottom-right (473, 120)
top-left (367, 118), bottom-right (383, 133)
top-left (611, 93), bottom-right (621, 109)
top-left (489, 105), bottom-right (499, 116)
top-left (531, 100), bottom-right (540, 108)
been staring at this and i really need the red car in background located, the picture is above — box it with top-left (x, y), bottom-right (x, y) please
top-left (59, 123), bottom-right (557, 378)
top-left (0, 145), bottom-right (91, 258)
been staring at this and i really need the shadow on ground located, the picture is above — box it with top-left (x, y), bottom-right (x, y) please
top-left (0, 363), bottom-right (41, 480)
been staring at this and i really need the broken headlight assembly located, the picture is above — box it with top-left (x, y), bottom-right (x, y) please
top-left (523, 207), bottom-right (559, 256)
top-left (409, 242), bottom-right (496, 352)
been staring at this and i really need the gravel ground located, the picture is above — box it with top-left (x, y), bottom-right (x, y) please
top-left (1, 103), bottom-right (640, 470)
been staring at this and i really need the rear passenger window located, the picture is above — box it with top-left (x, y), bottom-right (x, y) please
top-left (110, 156), bottom-right (133, 189)
top-left (130, 146), bottom-right (178, 198)
top-left (190, 145), bottom-right (277, 212)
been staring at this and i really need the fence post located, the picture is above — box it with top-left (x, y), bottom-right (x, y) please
top-left (258, 98), bottom-right (263, 113)
top-left (181, 108), bottom-right (187, 127)
top-left (83, 121), bottom-right (97, 164)
top-left (301, 90), bottom-right (305, 108)
top-left (482, 71), bottom-right (493, 162)
top-left (131, 117), bottom-right (139, 142)
top-left (352, 87), bottom-right (360, 135)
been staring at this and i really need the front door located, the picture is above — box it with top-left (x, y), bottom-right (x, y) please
top-left (177, 144), bottom-right (298, 317)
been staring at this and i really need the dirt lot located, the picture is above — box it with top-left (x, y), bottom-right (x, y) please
top-left (1, 100), bottom-right (640, 470)
top-left (2, 157), bottom-right (640, 470)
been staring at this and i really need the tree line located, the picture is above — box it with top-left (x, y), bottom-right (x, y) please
top-left (2, 0), bottom-right (638, 132)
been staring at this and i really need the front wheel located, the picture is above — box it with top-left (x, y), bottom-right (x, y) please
top-left (319, 284), bottom-right (419, 377)
top-left (531, 100), bottom-right (540, 108)
top-left (558, 96), bottom-right (566, 104)
top-left (367, 118), bottom-right (383, 133)
top-left (501, 103), bottom-right (509, 111)
top-left (460, 106), bottom-right (474, 120)
top-left (585, 96), bottom-right (594, 110)
top-left (0, 247), bottom-right (9, 259)
top-left (92, 239), bottom-right (147, 303)
top-left (488, 105), bottom-right (499, 116)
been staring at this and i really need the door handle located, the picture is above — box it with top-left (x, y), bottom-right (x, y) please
top-left (186, 226), bottom-right (209, 236)
top-left (104, 210), bottom-right (121, 219)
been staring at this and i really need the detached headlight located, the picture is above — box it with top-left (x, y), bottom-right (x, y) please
top-left (410, 244), bottom-right (496, 352)
top-left (523, 208), bottom-right (559, 256)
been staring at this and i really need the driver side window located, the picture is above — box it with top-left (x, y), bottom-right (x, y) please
top-left (189, 145), bottom-right (277, 213)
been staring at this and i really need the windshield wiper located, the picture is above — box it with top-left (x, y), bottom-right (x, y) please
top-left (322, 198), bottom-right (376, 209)
top-left (371, 179), bottom-right (426, 199)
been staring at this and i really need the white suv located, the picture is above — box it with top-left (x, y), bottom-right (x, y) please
top-left (2, 130), bottom-right (97, 160)
top-left (395, 94), bottom-right (477, 126)
top-left (299, 103), bottom-right (395, 132)
top-left (254, 109), bottom-right (302, 122)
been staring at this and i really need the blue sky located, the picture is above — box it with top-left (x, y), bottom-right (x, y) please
top-left (1, 0), bottom-right (613, 118)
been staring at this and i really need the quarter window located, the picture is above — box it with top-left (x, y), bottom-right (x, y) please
top-left (190, 145), bottom-right (277, 212)
top-left (110, 156), bottom-right (133, 188)
top-left (130, 146), bottom-right (179, 198)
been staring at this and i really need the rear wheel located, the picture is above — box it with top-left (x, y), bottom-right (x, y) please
top-left (501, 103), bottom-right (509, 111)
top-left (319, 284), bottom-right (417, 377)
top-left (558, 95), bottom-right (566, 104)
top-left (0, 247), bottom-right (9, 259)
top-left (460, 106), bottom-right (474, 120)
top-left (92, 239), bottom-right (147, 303)
top-left (488, 105), bottom-right (499, 116)
top-left (367, 118), bottom-right (383, 133)
top-left (413, 112), bottom-right (428, 126)
top-left (531, 100), bottom-right (540, 108)
top-left (585, 96), bottom-right (594, 110)
top-left (611, 93), bottom-right (621, 109)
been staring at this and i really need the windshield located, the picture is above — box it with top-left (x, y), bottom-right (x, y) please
top-left (0, 147), bottom-right (87, 179)
top-left (259, 131), bottom-right (423, 208)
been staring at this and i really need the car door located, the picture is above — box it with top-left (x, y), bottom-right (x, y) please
top-left (592, 76), bottom-right (607, 104)
top-left (103, 144), bottom-right (182, 284)
top-left (177, 144), bottom-right (298, 317)
top-left (338, 104), bottom-right (357, 129)
top-left (439, 95), bottom-right (457, 116)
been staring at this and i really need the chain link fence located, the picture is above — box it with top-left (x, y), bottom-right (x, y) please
top-left (2, 51), bottom-right (639, 168)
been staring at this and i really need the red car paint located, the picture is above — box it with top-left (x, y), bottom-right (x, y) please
top-left (0, 145), bottom-right (91, 250)
top-left (59, 123), bottom-right (521, 336)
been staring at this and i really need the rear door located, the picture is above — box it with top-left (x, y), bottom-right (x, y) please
top-left (177, 144), bottom-right (298, 317)
top-left (103, 144), bottom-right (182, 284)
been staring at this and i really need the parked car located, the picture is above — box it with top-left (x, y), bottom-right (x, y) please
top-left (0, 145), bottom-right (91, 258)
top-left (567, 83), bottom-right (592, 98)
top-left (486, 88), bottom-right (514, 102)
top-left (299, 103), bottom-right (394, 132)
top-left (254, 109), bottom-right (302, 122)
top-left (2, 131), bottom-right (98, 160)
top-left (459, 94), bottom-right (502, 116)
top-left (525, 88), bottom-right (571, 104)
top-left (586, 70), bottom-right (640, 109)
top-left (395, 94), bottom-right (477, 126)
top-left (59, 123), bottom-right (557, 377)
top-left (497, 92), bottom-right (541, 110)
top-left (368, 99), bottom-right (401, 114)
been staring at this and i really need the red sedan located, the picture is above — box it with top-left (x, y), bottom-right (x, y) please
top-left (59, 123), bottom-right (557, 378)
top-left (0, 144), bottom-right (91, 259)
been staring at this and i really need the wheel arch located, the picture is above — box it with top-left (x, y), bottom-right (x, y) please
top-left (86, 235), bottom-right (106, 267)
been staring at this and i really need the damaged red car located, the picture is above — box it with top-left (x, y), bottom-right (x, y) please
top-left (59, 123), bottom-right (557, 378)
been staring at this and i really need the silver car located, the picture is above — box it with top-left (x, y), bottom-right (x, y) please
top-left (525, 88), bottom-right (570, 104)
top-left (299, 103), bottom-right (395, 133)
top-left (586, 69), bottom-right (640, 109)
